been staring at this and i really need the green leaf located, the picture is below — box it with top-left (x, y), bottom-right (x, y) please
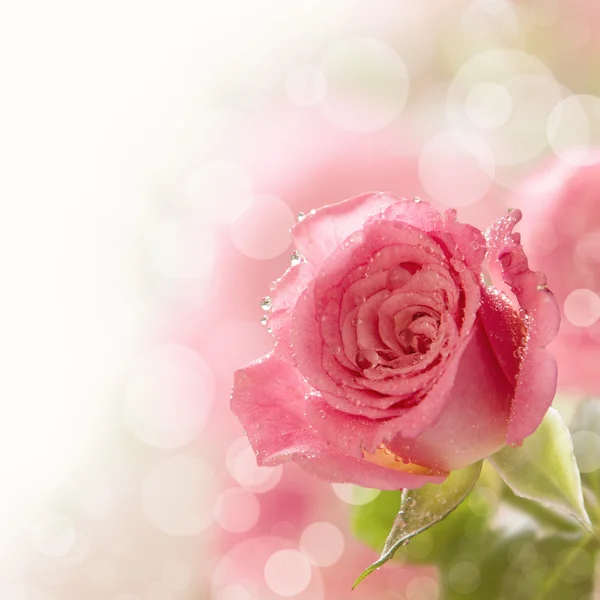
top-left (352, 461), bottom-right (482, 588)
top-left (570, 397), bottom-right (600, 498)
top-left (440, 530), bottom-right (597, 600)
top-left (501, 483), bottom-right (581, 534)
top-left (489, 408), bottom-right (593, 533)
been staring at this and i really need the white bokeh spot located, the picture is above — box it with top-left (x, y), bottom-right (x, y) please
top-left (125, 344), bottom-right (214, 449)
top-left (465, 82), bottom-right (513, 129)
top-left (547, 94), bottom-right (600, 166)
top-left (214, 488), bottom-right (260, 533)
top-left (226, 437), bottom-right (282, 493)
top-left (230, 194), bottom-right (295, 260)
top-left (319, 37), bottom-right (409, 132)
top-left (264, 549), bottom-right (312, 597)
top-left (299, 522), bottom-right (345, 567)
top-left (331, 483), bottom-right (380, 505)
top-left (447, 49), bottom-right (563, 166)
top-left (419, 129), bottom-right (495, 206)
top-left (564, 289), bottom-right (600, 328)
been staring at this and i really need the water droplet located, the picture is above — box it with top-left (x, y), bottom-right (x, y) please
top-left (290, 250), bottom-right (304, 266)
top-left (260, 296), bottom-right (272, 311)
top-left (451, 259), bottom-right (465, 272)
top-left (499, 252), bottom-right (512, 268)
top-left (260, 315), bottom-right (268, 326)
top-left (413, 196), bottom-right (422, 203)
top-left (267, 326), bottom-right (273, 334)
top-left (297, 212), bottom-right (306, 221)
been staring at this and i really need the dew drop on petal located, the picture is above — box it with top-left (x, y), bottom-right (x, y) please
top-left (290, 250), bottom-right (304, 266)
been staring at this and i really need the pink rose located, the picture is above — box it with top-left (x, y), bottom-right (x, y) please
top-left (231, 193), bottom-right (559, 490)
top-left (515, 154), bottom-right (600, 395)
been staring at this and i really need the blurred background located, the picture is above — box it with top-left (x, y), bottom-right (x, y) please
top-left (1, 0), bottom-right (600, 598)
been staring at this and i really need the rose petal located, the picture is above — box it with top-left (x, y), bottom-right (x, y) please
top-left (231, 354), bottom-right (444, 489)
top-left (479, 288), bottom-right (523, 385)
top-left (356, 289), bottom-right (391, 351)
top-left (292, 191), bottom-right (400, 267)
top-left (313, 219), bottom-right (447, 309)
top-left (485, 210), bottom-right (560, 444)
top-left (294, 283), bottom-right (393, 417)
top-left (292, 284), bottom-right (340, 397)
top-left (438, 217), bottom-right (487, 272)
top-left (269, 261), bottom-right (313, 362)
top-left (364, 243), bottom-right (445, 277)
top-left (360, 313), bottom-right (458, 396)
top-left (340, 306), bottom-right (361, 367)
top-left (306, 392), bottom-right (413, 455)
top-left (380, 197), bottom-right (446, 230)
top-left (388, 320), bottom-right (513, 470)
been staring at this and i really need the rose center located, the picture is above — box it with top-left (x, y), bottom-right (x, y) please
top-left (395, 309), bottom-right (439, 357)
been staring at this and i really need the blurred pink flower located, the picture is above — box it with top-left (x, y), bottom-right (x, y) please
top-left (514, 153), bottom-right (600, 396)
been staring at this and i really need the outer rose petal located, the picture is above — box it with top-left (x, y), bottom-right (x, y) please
top-left (389, 320), bottom-right (513, 470)
top-left (268, 261), bottom-right (313, 362)
top-left (485, 210), bottom-right (560, 444)
top-left (231, 354), bottom-right (446, 490)
top-left (292, 192), bottom-right (401, 269)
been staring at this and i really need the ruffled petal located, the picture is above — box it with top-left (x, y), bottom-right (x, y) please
top-left (484, 210), bottom-right (560, 444)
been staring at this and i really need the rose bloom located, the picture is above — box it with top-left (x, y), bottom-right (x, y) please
top-left (515, 153), bottom-right (600, 396)
top-left (231, 193), bottom-right (559, 489)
